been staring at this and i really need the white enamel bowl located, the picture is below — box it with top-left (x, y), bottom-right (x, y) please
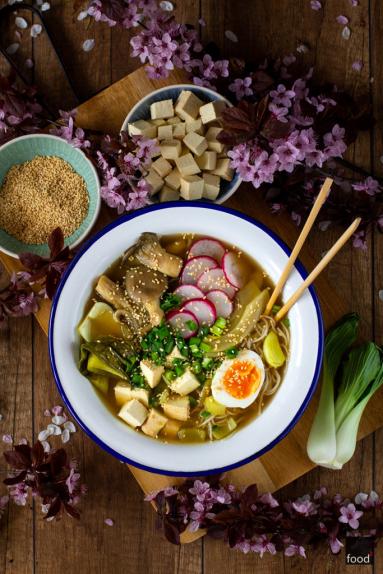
top-left (49, 203), bottom-right (324, 476)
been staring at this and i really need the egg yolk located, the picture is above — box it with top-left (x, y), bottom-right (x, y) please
top-left (222, 360), bottom-right (261, 399)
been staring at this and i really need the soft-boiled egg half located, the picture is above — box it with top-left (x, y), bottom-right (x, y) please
top-left (212, 349), bottom-right (265, 409)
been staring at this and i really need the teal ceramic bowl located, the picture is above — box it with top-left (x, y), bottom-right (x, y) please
top-left (0, 134), bottom-right (101, 258)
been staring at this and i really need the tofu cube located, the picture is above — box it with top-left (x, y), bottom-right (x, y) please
top-left (175, 153), bottom-right (200, 177)
top-left (152, 156), bottom-right (173, 178)
top-left (159, 185), bottom-right (180, 202)
top-left (163, 396), bottom-right (190, 421)
top-left (157, 125), bottom-right (173, 141)
top-left (206, 127), bottom-right (224, 153)
top-left (145, 169), bottom-right (164, 196)
top-left (180, 175), bottom-right (204, 200)
top-left (172, 122), bottom-right (186, 140)
top-left (199, 100), bottom-right (226, 124)
top-left (213, 158), bottom-right (234, 181)
top-left (185, 118), bottom-right (204, 135)
top-left (183, 132), bottom-right (208, 157)
top-left (171, 369), bottom-right (200, 395)
top-left (161, 418), bottom-right (182, 439)
top-left (202, 173), bottom-right (221, 201)
top-left (160, 139), bottom-right (182, 160)
top-left (151, 118), bottom-right (167, 126)
top-left (166, 345), bottom-right (184, 366)
top-left (118, 399), bottom-right (148, 428)
top-left (128, 120), bottom-right (157, 139)
top-left (114, 383), bottom-right (150, 407)
top-left (175, 90), bottom-right (204, 122)
top-left (167, 116), bottom-right (181, 125)
top-left (150, 98), bottom-right (174, 120)
top-left (196, 151), bottom-right (217, 171)
top-left (141, 409), bottom-right (168, 438)
top-left (164, 168), bottom-right (182, 190)
top-left (140, 359), bottom-right (164, 389)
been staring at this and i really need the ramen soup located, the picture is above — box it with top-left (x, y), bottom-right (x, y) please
top-left (78, 233), bottom-right (290, 443)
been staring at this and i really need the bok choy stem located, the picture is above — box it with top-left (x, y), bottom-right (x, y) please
top-left (306, 314), bottom-right (359, 466)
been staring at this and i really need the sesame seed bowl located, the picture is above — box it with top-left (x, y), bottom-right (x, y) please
top-left (0, 134), bottom-right (100, 259)
top-left (121, 84), bottom-right (242, 204)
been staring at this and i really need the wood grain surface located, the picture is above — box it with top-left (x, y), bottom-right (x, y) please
top-left (0, 1), bottom-right (382, 573)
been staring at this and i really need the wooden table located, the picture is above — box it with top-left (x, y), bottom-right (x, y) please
top-left (0, 1), bottom-right (382, 573)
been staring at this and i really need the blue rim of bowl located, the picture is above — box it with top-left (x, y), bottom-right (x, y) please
top-left (49, 202), bottom-right (324, 477)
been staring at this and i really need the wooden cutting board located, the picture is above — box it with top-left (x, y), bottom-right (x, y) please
top-left (1, 67), bottom-right (383, 543)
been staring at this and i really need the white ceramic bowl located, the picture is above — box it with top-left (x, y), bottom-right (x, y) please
top-left (121, 84), bottom-right (242, 204)
top-left (49, 203), bottom-right (324, 476)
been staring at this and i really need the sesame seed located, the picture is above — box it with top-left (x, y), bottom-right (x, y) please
top-left (0, 155), bottom-right (89, 244)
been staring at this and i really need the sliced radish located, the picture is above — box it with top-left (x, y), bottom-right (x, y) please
top-left (188, 238), bottom-right (226, 264)
top-left (174, 284), bottom-right (205, 302)
top-left (222, 251), bottom-right (248, 289)
top-left (197, 268), bottom-right (237, 299)
top-left (181, 256), bottom-right (219, 285)
top-left (182, 298), bottom-right (217, 327)
top-left (206, 290), bottom-right (234, 319)
top-left (166, 309), bottom-right (199, 339)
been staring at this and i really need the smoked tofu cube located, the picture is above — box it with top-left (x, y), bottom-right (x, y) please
top-left (145, 169), bottom-right (164, 196)
top-left (160, 139), bottom-right (182, 160)
top-left (172, 122), bottom-right (186, 140)
top-left (140, 359), bottom-right (164, 389)
top-left (118, 399), bottom-right (148, 428)
top-left (163, 396), bottom-right (190, 421)
top-left (167, 116), bottom-right (181, 125)
top-left (206, 127), bottom-right (224, 153)
top-left (114, 383), bottom-right (150, 407)
top-left (175, 90), bottom-right (204, 122)
top-left (185, 118), bottom-right (204, 135)
top-left (159, 185), bottom-right (180, 202)
top-left (175, 153), bottom-right (200, 177)
top-left (128, 120), bottom-right (157, 139)
top-left (150, 98), bottom-right (174, 120)
top-left (161, 418), bottom-right (182, 439)
top-left (180, 175), bottom-right (204, 200)
top-left (196, 151), bottom-right (217, 171)
top-left (164, 168), bottom-right (182, 190)
top-left (157, 125), bottom-right (173, 141)
top-left (199, 100), bottom-right (226, 124)
top-left (170, 369), bottom-right (200, 395)
top-left (151, 118), bottom-right (167, 126)
top-left (213, 158), bottom-right (234, 181)
top-left (202, 173), bottom-right (221, 201)
top-left (166, 345), bottom-right (184, 366)
top-left (141, 409), bottom-right (168, 438)
top-left (152, 156), bottom-right (173, 178)
top-left (183, 132), bottom-right (208, 157)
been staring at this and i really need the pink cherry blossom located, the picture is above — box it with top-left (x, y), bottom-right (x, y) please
top-left (285, 544), bottom-right (307, 558)
top-left (352, 176), bottom-right (381, 196)
top-left (251, 535), bottom-right (277, 557)
top-left (336, 15), bottom-right (349, 25)
top-left (310, 0), bottom-right (322, 10)
top-left (270, 84), bottom-right (295, 107)
top-left (339, 503), bottom-right (363, 529)
top-left (229, 77), bottom-right (253, 100)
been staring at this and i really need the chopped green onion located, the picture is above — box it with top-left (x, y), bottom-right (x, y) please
top-left (225, 347), bottom-right (239, 358)
top-left (282, 317), bottom-right (290, 328)
top-left (202, 357), bottom-right (213, 370)
top-left (186, 320), bottom-right (197, 331)
top-left (199, 326), bottom-right (210, 338)
top-left (175, 364), bottom-right (185, 377)
top-left (192, 361), bottom-right (202, 374)
top-left (214, 317), bottom-right (227, 329)
top-left (165, 340), bottom-right (174, 354)
top-left (189, 336), bottom-right (201, 346)
top-left (200, 410), bottom-right (211, 418)
top-left (210, 325), bottom-right (223, 337)
top-left (164, 370), bottom-right (176, 382)
top-left (189, 396), bottom-right (197, 407)
top-left (272, 305), bottom-right (281, 314)
top-left (200, 342), bottom-right (212, 353)
top-left (160, 293), bottom-right (181, 312)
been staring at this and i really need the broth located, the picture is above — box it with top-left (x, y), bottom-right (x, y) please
top-left (78, 234), bottom-right (290, 443)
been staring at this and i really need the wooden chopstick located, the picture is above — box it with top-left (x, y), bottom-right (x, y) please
top-left (265, 177), bottom-right (333, 315)
top-left (274, 217), bottom-right (362, 322)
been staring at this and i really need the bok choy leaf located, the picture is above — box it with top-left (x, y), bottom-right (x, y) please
top-left (307, 314), bottom-right (383, 469)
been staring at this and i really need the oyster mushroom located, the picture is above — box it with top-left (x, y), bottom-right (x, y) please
top-left (95, 275), bottom-right (149, 335)
top-left (125, 265), bottom-right (167, 326)
top-left (133, 233), bottom-right (183, 278)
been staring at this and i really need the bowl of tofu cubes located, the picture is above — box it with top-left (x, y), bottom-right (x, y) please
top-left (122, 85), bottom-right (242, 204)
